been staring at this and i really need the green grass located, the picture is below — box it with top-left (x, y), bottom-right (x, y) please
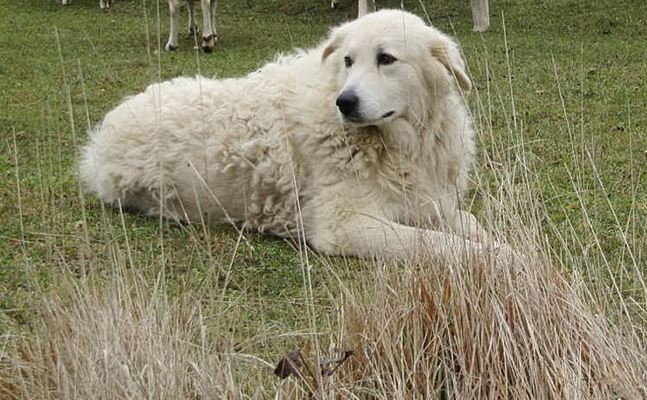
top-left (0, 0), bottom-right (645, 379)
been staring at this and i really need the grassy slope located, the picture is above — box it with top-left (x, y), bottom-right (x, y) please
top-left (0, 0), bottom-right (645, 356)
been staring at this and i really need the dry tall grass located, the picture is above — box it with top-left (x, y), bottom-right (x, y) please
top-left (1, 268), bottom-right (259, 399)
top-left (0, 261), bottom-right (316, 399)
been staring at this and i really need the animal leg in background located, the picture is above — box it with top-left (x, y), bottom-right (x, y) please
top-left (187, 0), bottom-right (198, 36)
top-left (357, 0), bottom-right (376, 17)
top-left (166, 0), bottom-right (218, 52)
top-left (470, 0), bottom-right (490, 32)
top-left (332, 1), bottom-right (489, 32)
top-left (166, 0), bottom-right (183, 51)
top-left (329, 0), bottom-right (375, 17)
top-left (61, 0), bottom-right (112, 8)
top-left (200, 0), bottom-right (218, 52)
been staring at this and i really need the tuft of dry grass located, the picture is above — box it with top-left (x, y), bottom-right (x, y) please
top-left (334, 245), bottom-right (646, 398)
top-left (0, 265), bottom-right (292, 399)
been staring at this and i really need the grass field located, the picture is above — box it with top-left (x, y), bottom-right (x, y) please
top-left (1, 0), bottom-right (645, 397)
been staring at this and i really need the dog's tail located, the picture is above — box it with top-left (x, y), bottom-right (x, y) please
top-left (78, 139), bottom-right (100, 196)
top-left (77, 130), bottom-right (116, 204)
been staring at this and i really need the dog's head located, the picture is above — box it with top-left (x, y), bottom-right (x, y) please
top-left (322, 10), bottom-right (471, 127)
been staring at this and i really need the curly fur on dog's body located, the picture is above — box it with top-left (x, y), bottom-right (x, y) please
top-left (80, 10), bottom-right (485, 260)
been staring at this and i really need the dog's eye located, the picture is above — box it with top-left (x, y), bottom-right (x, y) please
top-left (377, 53), bottom-right (397, 66)
top-left (344, 56), bottom-right (353, 68)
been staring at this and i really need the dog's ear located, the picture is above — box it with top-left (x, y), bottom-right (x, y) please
top-left (428, 31), bottom-right (472, 92)
top-left (321, 26), bottom-right (347, 62)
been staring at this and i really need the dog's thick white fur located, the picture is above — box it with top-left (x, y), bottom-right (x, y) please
top-left (80, 10), bottom-right (490, 261)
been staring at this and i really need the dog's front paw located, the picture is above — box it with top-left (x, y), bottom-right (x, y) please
top-left (483, 242), bottom-right (530, 268)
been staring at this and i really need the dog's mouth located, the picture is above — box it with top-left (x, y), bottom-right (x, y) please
top-left (341, 110), bottom-right (397, 126)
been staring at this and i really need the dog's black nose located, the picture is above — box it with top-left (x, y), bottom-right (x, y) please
top-left (336, 92), bottom-right (359, 116)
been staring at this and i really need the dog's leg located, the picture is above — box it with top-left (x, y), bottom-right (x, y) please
top-left (470, 0), bottom-right (490, 32)
top-left (339, 216), bottom-right (521, 265)
top-left (166, 0), bottom-right (181, 51)
top-left (313, 215), bottom-right (483, 262)
top-left (200, 0), bottom-right (218, 53)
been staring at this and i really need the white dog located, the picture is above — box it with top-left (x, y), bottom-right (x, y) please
top-left (80, 10), bottom-right (491, 262)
